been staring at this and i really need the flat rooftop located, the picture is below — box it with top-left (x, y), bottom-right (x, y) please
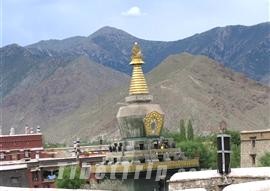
top-left (0, 133), bottom-right (42, 137)
top-left (240, 129), bottom-right (270, 134)
top-left (0, 164), bottom-right (27, 171)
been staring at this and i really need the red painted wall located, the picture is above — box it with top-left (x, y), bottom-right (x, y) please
top-left (0, 134), bottom-right (43, 150)
top-left (0, 134), bottom-right (44, 161)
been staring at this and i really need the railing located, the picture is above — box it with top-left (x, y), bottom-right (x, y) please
top-left (107, 148), bottom-right (181, 157)
top-left (92, 159), bottom-right (199, 173)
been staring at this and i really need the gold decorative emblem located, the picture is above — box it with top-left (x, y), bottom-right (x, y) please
top-left (144, 111), bottom-right (164, 136)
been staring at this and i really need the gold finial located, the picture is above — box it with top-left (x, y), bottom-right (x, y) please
top-left (131, 42), bottom-right (144, 64)
top-left (129, 42), bottom-right (149, 95)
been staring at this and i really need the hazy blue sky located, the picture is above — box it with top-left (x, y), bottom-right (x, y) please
top-left (1, 0), bottom-right (269, 47)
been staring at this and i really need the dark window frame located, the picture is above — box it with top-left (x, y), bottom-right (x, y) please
top-left (250, 136), bottom-right (256, 148)
top-left (250, 154), bottom-right (256, 165)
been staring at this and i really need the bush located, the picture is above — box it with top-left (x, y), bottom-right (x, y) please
top-left (231, 144), bottom-right (240, 168)
top-left (178, 140), bottom-right (215, 169)
top-left (259, 152), bottom-right (270, 166)
top-left (166, 122), bottom-right (240, 170)
top-left (56, 166), bottom-right (85, 189)
top-left (225, 130), bottom-right (241, 146)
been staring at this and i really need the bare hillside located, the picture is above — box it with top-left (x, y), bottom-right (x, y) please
top-left (23, 53), bottom-right (270, 143)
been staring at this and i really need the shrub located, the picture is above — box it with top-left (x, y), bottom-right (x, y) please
top-left (56, 166), bottom-right (85, 189)
top-left (259, 152), bottom-right (270, 166)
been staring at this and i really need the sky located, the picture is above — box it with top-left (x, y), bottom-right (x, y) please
top-left (1, 0), bottom-right (269, 47)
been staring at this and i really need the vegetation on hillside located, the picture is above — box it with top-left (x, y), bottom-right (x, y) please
top-left (162, 119), bottom-right (241, 169)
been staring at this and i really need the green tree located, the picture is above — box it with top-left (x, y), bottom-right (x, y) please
top-left (178, 140), bottom-right (215, 169)
top-left (259, 152), bottom-right (270, 166)
top-left (56, 166), bottom-right (85, 189)
top-left (187, 119), bottom-right (194, 140)
top-left (179, 119), bottom-right (186, 141)
top-left (231, 144), bottom-right (240, 167)
top-left (223, 130), bottom-right (240, 167)
top-left (225, 130), bottom-right (241, 146)
top-left (170, 127), bottom-right (240, 169)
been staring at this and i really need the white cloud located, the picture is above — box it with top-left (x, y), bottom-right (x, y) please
top-left (122, 6), bottom-right (143, 16)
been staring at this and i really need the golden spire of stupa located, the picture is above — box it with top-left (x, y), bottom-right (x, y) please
top-left (129, 42), bottom-right (149, 95)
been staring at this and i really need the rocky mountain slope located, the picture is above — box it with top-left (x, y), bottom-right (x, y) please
top-left (52, 53), bottom-right (270, 143)
top-left (3, 53), bottom-right (268, 143)
top-left (28, 22), bottom-right (270, 81)
top-left (1, 23), bottom-right (269, 143)
top-left (1, 22), bottom-right (269, 98)
top-left (1, 56), bottom-right (128, 137)
top-left (148, 53), bottom-right (270, 135)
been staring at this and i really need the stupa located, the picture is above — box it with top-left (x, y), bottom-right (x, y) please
top-left (117, 42), bottom-right (164, 142)
top-left (92, 43), bottom-right (199, 191)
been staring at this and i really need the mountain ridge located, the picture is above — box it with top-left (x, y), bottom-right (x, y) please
top-left (1, 23), bottom-right (269, 143)
top-left (45, 53), bottom-right (270, 143)
top-left (1, 52), bottom-right (269, 143)
top-left (1, 22), bottom-right (269, 98)
top-left (23, 22), bottom-right (270, 48)
top-left (28, 22), bottom-right (270, 80)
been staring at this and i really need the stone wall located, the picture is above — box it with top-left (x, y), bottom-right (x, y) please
top-left (169, 177), bottom-right (269, 191)
top-left (223, 180), bottom-right (270, 191)
top-left (168, 167), bottom-right (270, 191)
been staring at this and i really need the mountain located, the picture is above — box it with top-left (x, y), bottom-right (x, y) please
top-left (1, 56), bottom-right (128, 137)
top-left (168, 22), bottom-right (270, 83)
top-left (26, 26), bottom-right (165, 74)
top-left (3, 53), bottom-right (269, 143)
top-left (46, 53), bottom-right (270, 143)
top-left (1, 23), bottom-right (269, 143)
top-left (1, 23), bottom-right (269, 98)
top-left (147, 53), bottom-right (269, 135)
top-left (27, 22), bottom-right (270, 82)
top-left (0, 43), bottom-right (77, 97)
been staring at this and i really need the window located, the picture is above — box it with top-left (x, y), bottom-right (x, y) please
top-left (42, 170), bottom-right (57, 181)
top-left (250, 154), bottom-right (256, 165)
top-left (250, 136), bottom-right (256, 148)
top-left (0, 153), bottom-right (5, 160)
top-left (252, 139), bottom-right (256, 147)
top-left (32, 171), bottom-right (39, 181)
top-left (24, 150), bottom-right (30, 158)
top-left (12, 153), bottom-right (17, 160)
